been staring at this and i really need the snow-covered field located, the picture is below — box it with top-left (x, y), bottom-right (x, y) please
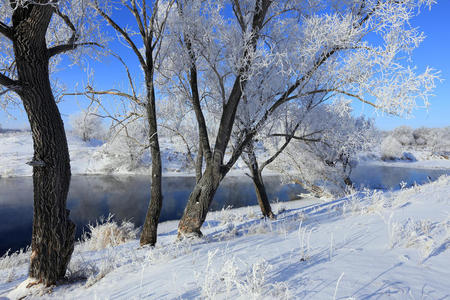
top-left (1, 176), bottom-right (449, 299)
top-left (0, 131), bottom-right (261, 178)
top-left (1, 131), bottom-right (449, 179)
top-left (0, 131), bottom-right (203, 177)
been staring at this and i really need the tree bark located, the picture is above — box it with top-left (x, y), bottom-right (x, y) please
top-left (178, 165), bottom-right (222, 237)
top-left (245, 146), bottom-right (275, 219)
top-left (196, 142), bottom-right (203, 183)
top-left (11, 4), bottom-right (75, 285)
top-left (140, 71), bottom-right (163, 247)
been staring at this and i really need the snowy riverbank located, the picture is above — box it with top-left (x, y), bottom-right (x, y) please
top-left (0, 131), bottom-right (251, 178)
top-left (1, 175), bottom-right (449, 299)
top-left (1, 130), bottom-right (449, 179)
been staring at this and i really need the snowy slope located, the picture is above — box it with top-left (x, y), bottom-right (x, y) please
top-left (0, 131), bottom-right (201, 177)
top-left (0, 131), bottom-right (100, 177)
top-left (1, 176), bottom-right (449, 299)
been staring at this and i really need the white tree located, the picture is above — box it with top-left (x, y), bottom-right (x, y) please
top-left (70, 108), bottom-right (106, 142)
top-left (65, 0), bottom-right (176, 246)
top-left (157, 0), bottom-right (439, 236)
top-left (271, 100), bottom-right (378, 196)
top-left (381, 135), bottom-right (403, 160)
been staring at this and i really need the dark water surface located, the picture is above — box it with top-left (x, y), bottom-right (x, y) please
top-left (0, 175), bottom-right (303, 255)
top-left (1, 165), bottom-right (449, 256)
top-left (351, 165), bottom-right (449, 190)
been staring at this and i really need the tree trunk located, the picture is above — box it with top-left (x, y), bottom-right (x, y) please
top-left (140, 72), bottom-right (162, 247)
top-left (344, 176), bottom-right (353, 186)
top-left (12, 5), bottom-right (75, 285)
top-left (177, 0), bottom-right (272, 237)
top-left (245, 146), bottom-right (275, 219)
top-left (196, 141), bottom-right (203, 183)
top-left (178, 165), bottom-right (222, 237)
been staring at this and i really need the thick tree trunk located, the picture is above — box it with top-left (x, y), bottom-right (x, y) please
top-left (140, 73), bottom-right (163, 247)
top-left (178, 165), bottom-right (222, 237)
top-left (12, 5), bottom-right (75, 285)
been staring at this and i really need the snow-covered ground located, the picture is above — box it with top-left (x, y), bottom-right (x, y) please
top-left (1, 131), bottom-right (449, 179)
top-left (0, 131), bottom-right (100, 177)
top-left (1, 176), bottom-right (449, 299)
top-left (0, 131), bottom-right (265, 178)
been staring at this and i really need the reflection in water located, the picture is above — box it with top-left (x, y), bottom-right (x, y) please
top-left (350, 165), bottom-right (449, 190)
top-left (1, 165), bottom-right (448, 255)
top-left (0, 175), bottom-right (303, 255)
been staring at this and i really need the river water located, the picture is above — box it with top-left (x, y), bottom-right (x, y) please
top-left (0, 165), bottom-right (448, 255)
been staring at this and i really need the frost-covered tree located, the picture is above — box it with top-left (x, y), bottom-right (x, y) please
top-left (237, 92), bottom-right (327, 218)
top-left (385, 126), bottom-right (450, 157)
top-left (70, 108), bottom-right (105, 142)
top-left (160, 0), bottom-right (439, 236)
top-left (381, 135), bottom-right (403, 160)
top-left (0, 0), bottom-right (101, 285)
top-left (272, 101), bottom-right (378, 196)
top-left (392, 126), bottom-right (415, 146)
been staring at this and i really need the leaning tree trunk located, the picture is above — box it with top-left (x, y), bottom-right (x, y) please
top-left (12, 5), bottom-right (75, 285)
top-left (178, 165), bottom-right (222, 237)
top-left (140, 71), bottom-right (163, 247)
top-left (245, 146), bottom-right (275, 219)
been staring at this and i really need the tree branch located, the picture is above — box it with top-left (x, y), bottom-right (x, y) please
top-left (0, 21), bottom-right (13, 40)
top-left (0, 72), bottom-right (21, 91)
top-left (64, 89), bottom-right (143, 106)
top-left (48, 42), bottom-right (102, 58)
top-left (94, 1), bottom-right (147, 69)
top-left (259, 122), bottom-right (301, 171)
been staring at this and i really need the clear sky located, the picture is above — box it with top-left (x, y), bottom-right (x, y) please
top-left (1, 1), bottom-right (449, 130)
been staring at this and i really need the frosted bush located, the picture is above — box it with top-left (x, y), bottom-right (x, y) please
top-left (84, 252), bottom-right (116, 288)
top-left (81, 214), bottom-right (138, 251)
top-left (381, 136), bottom-right (403, 160)
top-left (236, 260), bottom-right (272, 299)
top-left (145, 240), bottom-right (194, 264)
top-left (0, 246), bottom-right (30, 270)
top-left (392, 126), bottom-right (414, 146)
top-left (388, 218), bottom-right (436, 257)
top-left (196, 251), bottom-right (276, 300)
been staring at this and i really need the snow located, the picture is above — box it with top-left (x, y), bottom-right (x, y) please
top-left (1, 131), bottom-right (448, 179)
top-left (0, 131), bottom-right (99, 177)
top-left (362, 157), bottom-right (450, 170)
top-left (0, 131), bottom-right (278, 178)
top-left (1, 176), bottom-right (449, 299)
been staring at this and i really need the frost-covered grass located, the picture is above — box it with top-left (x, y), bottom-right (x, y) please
top-left (80, 214), bottom-right (139, 251)
top-left (1, 176), bottom-right (449, 299)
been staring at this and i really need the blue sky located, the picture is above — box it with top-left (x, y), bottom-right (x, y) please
top-left (1, 1), bottom-right (449, 130)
